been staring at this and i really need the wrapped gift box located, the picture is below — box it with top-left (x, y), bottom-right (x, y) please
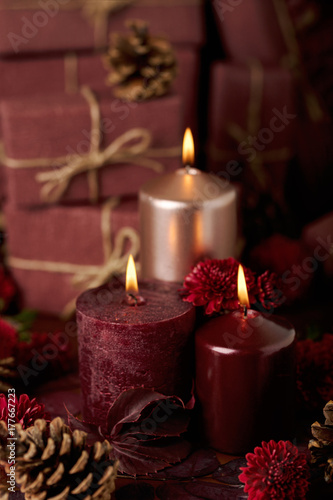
top-left (1, 90), bottom-right (183, 208)
top-left (0, 0), bottom-right (205, 56)
top-left (5, 197), bottom-right (140, 315)
top-left (207, 61), bottom-right (297, 206)
top-left (211, 0), bottom-right (287, 63)
top-left (0, 47), bottom-right (200, 139)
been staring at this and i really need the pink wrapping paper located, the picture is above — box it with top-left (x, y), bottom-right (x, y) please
top-left (211, 0), bottom-right (287, 63)
top-left (0, 47), bottom-right (200, 141)
top-left (207, 62), bottom-right (297, 205)
top-left (5, 197), bottom-right (139, 314)
top-left (0, 0), bottom-right (205, 56)
top-left (1, 91), bottom-right (183, 208)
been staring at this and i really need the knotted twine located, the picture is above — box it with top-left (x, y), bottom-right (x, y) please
top-left (4, 86), bottom-right (181, 204)
top-left (8, 197), bottom-right (140, 318)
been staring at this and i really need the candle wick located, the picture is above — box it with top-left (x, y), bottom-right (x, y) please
top-left (243, 305), bottom-right (248, 318)
top-left (125, 292), bottom-right (146, 307)
top-left (185, 164), bottom-right (192, 173)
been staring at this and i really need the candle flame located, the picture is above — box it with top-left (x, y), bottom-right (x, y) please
top-left (237, 264), bottom-right (250, 308)
top-left (182, 128), bottom-right (195, 167)
top-left (126, 254), bottom-right (139, 294)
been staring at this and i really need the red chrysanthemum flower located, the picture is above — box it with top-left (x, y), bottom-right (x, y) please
top-left (0, 318), bottom-right (18, 359)
top-left (239, 440), bottom-right (310, 500)
top-left (0, 393), bottom-right (50, 428)
top-left (0, 266), bottom-right (16, 313)
top-left (296, 333), bottom-right (333, 411)
top-left (257, 271), bottom-right (285, 311)
top-left (182, 258), bottom-right (256, 315)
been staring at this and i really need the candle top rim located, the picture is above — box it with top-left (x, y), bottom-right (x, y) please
top-left (140, 169), bottom-right (237, 203)
top-left (196, 310), bottom-right (295, 352)
top-left (76, 279), bottom-right (195, 326)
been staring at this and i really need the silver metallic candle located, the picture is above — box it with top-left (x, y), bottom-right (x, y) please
top-left (139, 129), bottom-right (238, 282)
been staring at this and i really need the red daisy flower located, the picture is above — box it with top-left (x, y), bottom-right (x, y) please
top-left (182, 258), bottom-right (256, 315)
top-left (0, 317), bottom-right (18, 359)
top-left (257, 271), bottom-right (285, 311)
top-left (0, 393), bottom-right (50, 428)
top-left (239, 440), bottom-right (310, 500)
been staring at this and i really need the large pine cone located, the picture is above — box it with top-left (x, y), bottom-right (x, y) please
top-left (309, 400), bottom-right (333, 483)
top-left (105, 19), bottom-right (177, 101)
top-left (2, 417), bottom-right (118, 500)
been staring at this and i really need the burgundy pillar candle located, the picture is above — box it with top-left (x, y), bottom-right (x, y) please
top-left (77, 278), bottom-right (196, 426)
top-left (195, 268), bottom-right (296, 455)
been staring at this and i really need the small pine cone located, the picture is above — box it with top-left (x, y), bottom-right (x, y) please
top-left (309, 401), bottom-right (333, 484)
top-left (105, 19), bottom-right (177, 101)
top-left (0, 358), bottom-right (17, 392)
top-left (3, 417), bottom-right (118, 500)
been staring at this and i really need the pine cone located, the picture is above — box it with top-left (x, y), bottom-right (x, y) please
top-left (0, 358), bottom-right (17, 392)
top-left (309, 400), bottom-right (333, 483)
top-left (105, 20), bottom-right (177, 101)
top-left (2, 417), bottom-right (118, 500)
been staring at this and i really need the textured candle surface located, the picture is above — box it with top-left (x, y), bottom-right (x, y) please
top-left (196, 310), bottom-right (296, 455)
top-left (77, 280), bottom-right (196, 425)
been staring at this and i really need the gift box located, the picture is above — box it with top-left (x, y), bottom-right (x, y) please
top-left (0, 47), bottom-right (200, 140)
top-left (5, 197), bottom-right (140, 315)
top-left (1, 90), bottom-right (183, 208)
top-left (211, 0), bottom-right (287, 63)
top-left (0, 0), bottom-right (205, 56)
top-left (207, 61), bottom-right (297, 207)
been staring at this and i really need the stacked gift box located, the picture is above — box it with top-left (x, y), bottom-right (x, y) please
top-left (0, 0), bottom-right (205, 315)
top-left (207, 0), bottom-right (329, 217)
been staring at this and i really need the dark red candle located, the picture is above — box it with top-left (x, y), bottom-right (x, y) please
top-left (76, 277), bottom-right (195, 426)
top-left (195, 266), bottom-right (296, 455)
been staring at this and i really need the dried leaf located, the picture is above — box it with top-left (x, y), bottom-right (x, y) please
top-left (67, 409), bottom-right (103, 446)
top-left (150, 449), bottom-right (220, 479)
top-left (69, 387), bottom-right (194, 476)
top-left (156, 481), bottom-right (246, 500)
top-left (115, 482), bottom-right (155, 500)
top-left (212, 458), bottom-right (247, 485)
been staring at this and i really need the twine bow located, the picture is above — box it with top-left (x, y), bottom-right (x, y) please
top-left (8, 197), bottom-right (140, 318)
top-left (5, 86), bottom-right (181, 204)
